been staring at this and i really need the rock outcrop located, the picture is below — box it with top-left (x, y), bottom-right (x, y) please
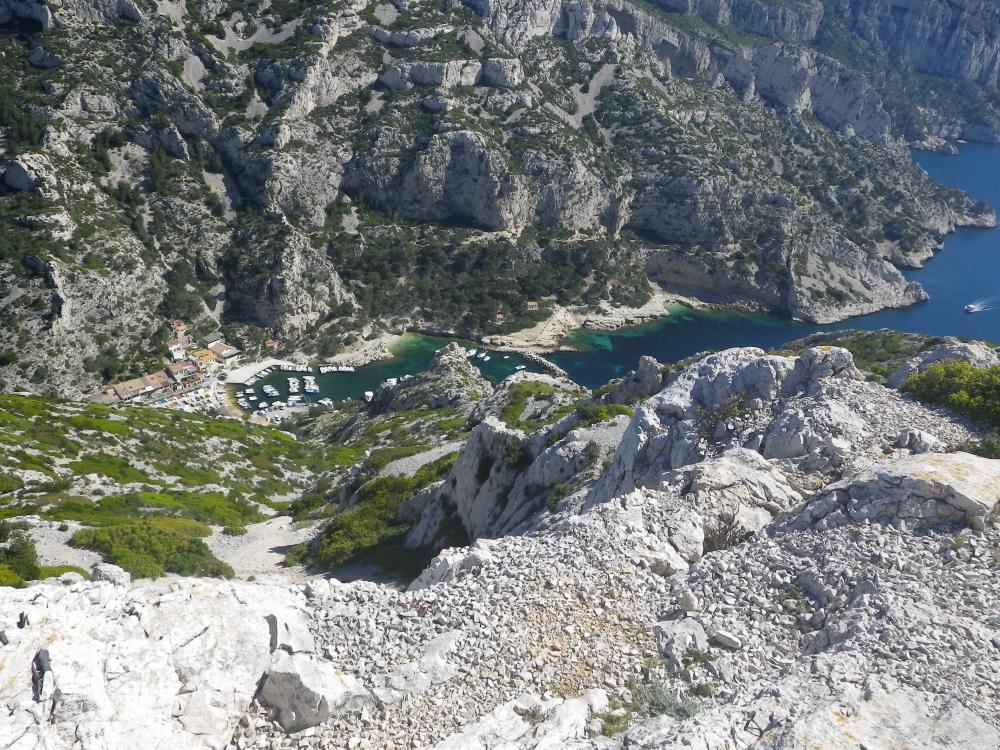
top-left (367, 342), bottom-right (491, 414)
top-left (0, 574), bottom-right (353, 749)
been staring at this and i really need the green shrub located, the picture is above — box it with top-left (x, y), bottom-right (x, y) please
top-left (223, 525), bottom-right (247, 536)
top-left (0, 474), bottom-right (24, 494)
top-left (901, 361), bottom-right (1000, 427)
top-left (44, 491), bottom-right (262, 527)
top-left (1, 532), bottom-right (40, 580)
top-left (0, 564), bottom-right (25, 588)
top-left (306, 475), bottom-right (417, 570)
top-left (69, 453), bottom-right (151, 484)
top-left (70, 521), bottom-right (233, 579)
top-left (0, 519), bottom-right (30, 542)
top-left (957, 430), bottom-right (1000, 459)
top-left (575, 401), bottom-right (632, 427)
top-left (301, 453), bottom-right (457, 572)
top-left (37, 564), bottom-right (91, 580)
top-left (66, 415), bottom-right (130, 436)
top-left (632, 684), bottom-right (700, 720)
top-left (500, 382), bottom-right (558, 427)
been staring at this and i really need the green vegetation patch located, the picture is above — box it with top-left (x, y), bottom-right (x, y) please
top-left (68, 453), bottom-right (152, 484)
top-left (44, 490), bottom-right (263, 527)
top-left (70, 520), bottom-right (232, 579)
top-left (293, 452), bottom-right (459, 575)
top-left (902, 361), bottom-right (1000, 428)
top-left (575, 401), bottom-right (633, 428)
top-left (902, 361), bottom-right (1000, 459)
top-left (499, 381), bottom-right (578, 432)
top-left (66, 414), bottom-right (130, 436)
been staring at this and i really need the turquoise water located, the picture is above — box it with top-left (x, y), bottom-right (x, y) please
top-left (549, 143), bottom-right (1000, 388)
top-left (236, 335), bottom-right (540, 407)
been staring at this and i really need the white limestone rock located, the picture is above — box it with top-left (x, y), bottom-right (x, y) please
top-left (790, 452), bottom-right (1000, 531)
top-left (257, 651), bottom-right (375, 733)
top-left (0, 578), bottom-right (323, 750)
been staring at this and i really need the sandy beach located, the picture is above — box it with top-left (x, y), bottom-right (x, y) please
top-left (326, 332), bottom-right (404, 367)
top-left (481, 289), bottom-right (702, 352)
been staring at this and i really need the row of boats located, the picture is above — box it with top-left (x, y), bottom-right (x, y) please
top-left (464, 347), bottom-right (527, 371)
top-left (235, 344), bottom-right (530, 412)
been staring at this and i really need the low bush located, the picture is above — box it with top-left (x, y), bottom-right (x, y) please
top-left (0, 531), bottom-right (39, 580)
top-left (632, 683), bottom-right (700, 720)
top-left (70, 521), bottom-right (233, 579)
top-left (66, 415), bottom-right (130, 436)
top-left (300, 453), bottom-right (457, 573)
top-left (901, 361), bottom-right (1000, 427)
top-left (0, 519), bottom-right (30, 542)
top-left (500, 382), bottom-right (558, 428)
top-left (37, 564), bottom-right (91, 580)
top-left (575, 401), bottom-right (632, 427)
top-left (0, 564), bottom-right (25, 587)
top-left (0, 474), bottom-right (25, 494)
top-left (223, 525), bottom-right (247, 536)
top-left (68, 453), bottom-right (151, 484)
top-left (957, 430), bottom-right (1000, 459)
top-left (44, 491), bottom-right (262, 527)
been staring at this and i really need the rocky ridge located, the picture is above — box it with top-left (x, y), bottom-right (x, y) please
top-left (3, 344), bottom-right (998, 749)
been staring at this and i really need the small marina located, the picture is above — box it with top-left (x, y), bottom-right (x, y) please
top-left (229, 337), bottom-right (544, 421)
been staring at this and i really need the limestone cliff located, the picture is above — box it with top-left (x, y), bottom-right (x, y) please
top-left (0, 0), bottom-right (998, 394)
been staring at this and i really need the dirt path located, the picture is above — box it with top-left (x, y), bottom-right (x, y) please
top-left (207, 516), bottom-right (321, 581)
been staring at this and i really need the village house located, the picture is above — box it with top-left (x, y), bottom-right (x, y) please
top-left (166, 359), bottom-right (200, 383)
top-left (192, 348), bottom-right (220, 370)
top-left (112, 371), bottom-right (170, 401)
top-left (207, 340), bottom-right (240, 361)
top-left (526, 300), bottom-right (540, 311)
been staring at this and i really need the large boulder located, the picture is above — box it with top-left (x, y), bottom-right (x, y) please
top-left (256, 652), bottom-right (374, 733)
top-left (787, 452), bottom-right (1000, 532)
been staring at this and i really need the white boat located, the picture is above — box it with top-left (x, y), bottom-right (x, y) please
top-left (515, 365), bottom-right (526, 370)
top-left (363, 390), bottom-right (374, 402)
top-left (483, 356), bottom-right (490, 361)
top-left (965, 304), bottom-right (978, 313)
top-left (466, 349), bottom-right (477, 357)
top-left (503, 356), bottom-right (509, 359)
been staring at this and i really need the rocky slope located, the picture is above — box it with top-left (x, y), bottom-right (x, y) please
top-left (3, 343), bottom-right (999, 749)
top-left (1, 0), bottom-right (998, 395)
